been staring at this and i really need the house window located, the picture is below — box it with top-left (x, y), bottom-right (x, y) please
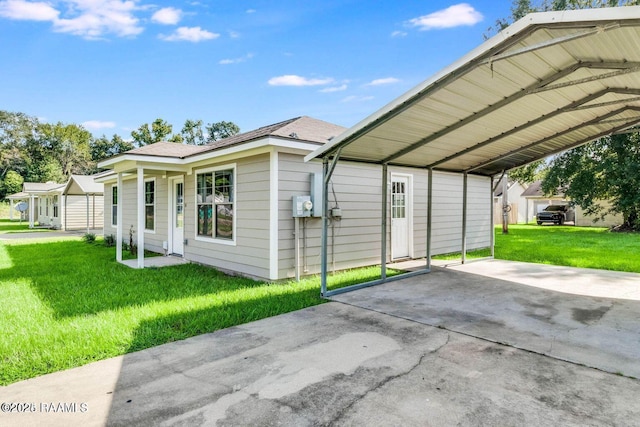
top-left (145, 179), bottom-right (155, 231)
top-left (52, 195), bottom-right (59, 218)
top-left (112, 186), bottom-right (118, 226)
top-left (197, 168), bottom-right (234, 240)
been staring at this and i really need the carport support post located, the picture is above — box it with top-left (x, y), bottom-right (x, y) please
top-left (86, 194), bottom-right (90, 234)
top-left (321, 157), bottom-right (330, 296)
top-left (427, 168), bottom-right (433, 269)
top-left (116, 173), bottom-right (123, 262)
top-left (490, 177), bottom-right (495, 258)
top-left (461, 172), bottom-right (468, 264)
top-left (381, 163), bottom-right (388, 280)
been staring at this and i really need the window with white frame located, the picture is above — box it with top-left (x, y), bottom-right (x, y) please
top-left (111, 185), bottom-right (118, 226)
top-left (196, 168), bottom-right (234, 240)
top-left (144, 179), bottom-right (155, 231)
top-left (52, 195), bottom-right (59, 218)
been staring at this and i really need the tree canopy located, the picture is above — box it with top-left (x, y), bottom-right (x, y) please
top-left (0, 110), bottom-right (239, 200)
top-left (495, 0), bottom-right (640, 230)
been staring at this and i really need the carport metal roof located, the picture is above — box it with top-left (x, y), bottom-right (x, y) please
top-left (308, 6), bottom-right (640, 297)
top-left (306, 6), bottom-right (640, 176)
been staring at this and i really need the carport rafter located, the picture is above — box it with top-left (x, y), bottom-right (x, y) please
top-left (424, 87), bottom-right (640, 170)
top-left (466, 107), bottom-right (640, 173)
top-left (380, 61), bottom-right (627, 165)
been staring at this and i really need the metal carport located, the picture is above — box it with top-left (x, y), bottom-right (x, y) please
top-left (305, 6), bottom-right (640, 297)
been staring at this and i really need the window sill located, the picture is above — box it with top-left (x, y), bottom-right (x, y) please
top-left (194, 236), bottom-right (236, 246)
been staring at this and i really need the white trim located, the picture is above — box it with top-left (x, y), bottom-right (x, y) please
top-left (390, 173), bottom-right (414, 260)
top-left (136, 167), bottom-right (145, 268)
top-left (193, 163), bottom-right (237, 245)
top-left (144, 177), bottom-right (156, 233)
top-left (111, 184), bottom-right (118, 227)
top-left (168, 175), bottom-right (185, 255)
top-left (116, 173), bottom-right (123, 262)
top-left (269, 149), bottom-right (279, 280)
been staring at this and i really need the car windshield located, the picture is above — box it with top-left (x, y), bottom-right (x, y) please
top-left (544, 205), bottom-right (567, 212)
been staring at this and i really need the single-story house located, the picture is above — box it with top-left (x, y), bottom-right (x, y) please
top-left (6, 176), bottom-right (104, 230)
top-left (493, 179), bottom-right (528, 224)
top-left (522, 180), bottom-right (623, 227)
top-left (97, 116), bottom-right (491, 280)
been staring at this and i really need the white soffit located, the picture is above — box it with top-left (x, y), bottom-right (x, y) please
top-left (306, 6), bottom-right (640, 176)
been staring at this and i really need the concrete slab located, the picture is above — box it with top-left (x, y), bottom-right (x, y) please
top-left (1, 303), bottom-right (640, 426)
top-left (333, 260), bottom-right (640, 379)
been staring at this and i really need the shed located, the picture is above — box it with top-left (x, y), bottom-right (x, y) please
top-left (62, 175), bottom-right (104, 231)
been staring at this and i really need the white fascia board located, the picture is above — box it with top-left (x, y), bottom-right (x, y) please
top-left (98, 154), bottom-right (187, 170)
top-left (304, 6), bottom-right (640, 162)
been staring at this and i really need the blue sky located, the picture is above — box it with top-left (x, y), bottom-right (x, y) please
top-left (0, 1), bottom-right (511, 139)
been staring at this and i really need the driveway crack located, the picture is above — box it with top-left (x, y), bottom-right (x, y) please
top-left (328, 333), bottom-right (450, 425)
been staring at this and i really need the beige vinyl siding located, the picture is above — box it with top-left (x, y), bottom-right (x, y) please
top-left (63, 195), bottom-right (104, 230)
top-left (278, 154), bottom-right (491, 279)
top-left (102, 173), bottom-right (168, 253)
top-left (184, 154), bottom-right (271, 279)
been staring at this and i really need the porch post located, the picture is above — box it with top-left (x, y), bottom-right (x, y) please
top-left (137, 167), bottom-right (145, 268)
top-left (427, 168), bottom-right (433, 270)
top-left (381, 163), bottom-right (388, 280)
top-left (461, 172), bottom-right (468, 264)
top-left (86, 194), bottom-right (90, 234)
top-left (9, 200), bottom-right (13, 221)
top-left (29, 195), bottom-right (35, 228)
top-left (116, 173), bottom-right (123, 262)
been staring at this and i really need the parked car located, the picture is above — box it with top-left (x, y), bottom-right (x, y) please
top-left (537, 205), bottom-right (575, 225)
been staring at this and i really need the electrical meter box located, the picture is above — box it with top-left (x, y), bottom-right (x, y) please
top-left (292, 195), bottom-right (313, 217)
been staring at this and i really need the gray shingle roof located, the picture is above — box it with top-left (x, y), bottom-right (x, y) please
top-left (118, 116), bottom-right (347, 161)
top-left (23, 182), bottom-right (66, 193)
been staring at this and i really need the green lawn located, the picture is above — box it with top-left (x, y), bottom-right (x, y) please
top-left (0, 234), bottom-right (388, 385)
top-left (435, 224), bottom-right (640, 273)
top-left (493, 224), bottom-right (640, 272)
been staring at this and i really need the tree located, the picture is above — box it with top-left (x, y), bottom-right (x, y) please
top-left (543, 134), bottom-right (640, 229)
top-left (131, 118), bottom-right (182, 146)
top-left (496, 0), bottom-right (640, 229)
top-left (91, 134), bottom-right (134, 161)
top-left (206, 121), bottom-right (240, 142)
top-left (0, 170), bottom-right (24, 198)
top-left (36, 122), bottom-right (93, 177)
top-left (181, 119), bottom-right (206, 145)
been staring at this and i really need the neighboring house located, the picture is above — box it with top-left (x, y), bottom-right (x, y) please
top-left (97, 116), bottom-right (492, 280)
top-left (521, 180), bottom-right (623, 227)
top-left (493, 179), bottom-right (528, 224)
top-left (6, 176), bottom-right (104, 230)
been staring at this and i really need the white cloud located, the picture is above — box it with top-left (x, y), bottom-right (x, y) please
top-left (0, 0), bottom-right (59, 21)
top-left (151, 7), bottom-right (181, 25)
top-left (408, 3), bottom-right (483, 30)
top-left (159, 26), bottom-right (219, 42)
top-left (54, 0), bottom-right (143, 39)
top-left (219, 53), bottom-right (254, 65)
top-left (365, 77), bottom-right (400, 86)
top-left (391, 30), bottom-right (407, 38)
top-left (320, 84), bottom-right (347, 93)
top-left (82, 120), bottom-right (116, 130)
top-left (341, 95), bottom-right (375, 103)
top-left (246, 8), bottom-right (256, 13)
top-left (268, 75), bottom-right (334, 87)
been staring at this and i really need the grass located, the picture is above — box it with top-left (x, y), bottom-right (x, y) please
top-left (434, 224), bottom-right (640, 273)
top-left (492, 224), bottom-right (640, 272)
top-left (0, 232), bottom-right (393, 385)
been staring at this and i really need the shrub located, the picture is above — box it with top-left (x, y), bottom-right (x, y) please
top-left (82, 233), bottom-right (96, 244)
top-left (104, 234), bottom-right (116, 247)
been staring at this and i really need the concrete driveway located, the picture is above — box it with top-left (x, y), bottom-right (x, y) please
top-left (1, 260), bottom-right (639, 426)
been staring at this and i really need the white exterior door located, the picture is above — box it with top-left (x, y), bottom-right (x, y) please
top-left (391, 175), bottom-right (411, 259)
top-left (171, 177), bottom-right (184, 255)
